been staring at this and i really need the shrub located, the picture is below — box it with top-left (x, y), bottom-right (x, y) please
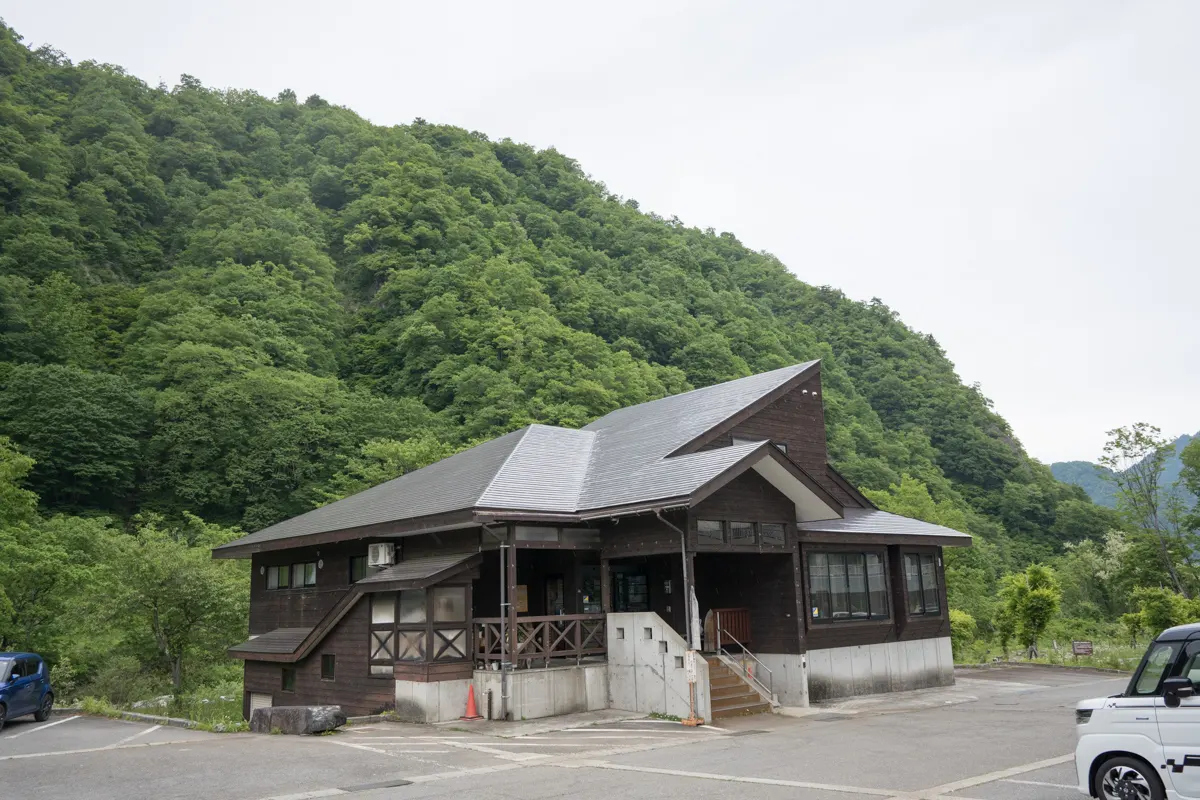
top-left (949, 609), bottom-right (976, 659)
top-left (81, 655), bottom-right (165, 707)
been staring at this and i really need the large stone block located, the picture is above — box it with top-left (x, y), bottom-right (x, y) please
top-left (250, 705), bottom-right (346, 735)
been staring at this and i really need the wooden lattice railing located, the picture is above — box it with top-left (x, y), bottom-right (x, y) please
top-left (475, 614), bottom-right (607, 668)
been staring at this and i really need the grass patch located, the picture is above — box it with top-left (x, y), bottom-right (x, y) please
top-left (648, 712), bottom-right (682, 722)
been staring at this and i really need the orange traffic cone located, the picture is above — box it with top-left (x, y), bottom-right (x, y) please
top-left (461, 684), bottom-right (483, 720)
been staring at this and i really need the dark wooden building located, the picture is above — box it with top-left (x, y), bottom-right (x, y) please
top-left (215, 361), bottom-right (970, 721)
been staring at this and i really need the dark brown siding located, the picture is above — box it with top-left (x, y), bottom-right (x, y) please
top-left (692, 470), bottom-right (794, 525)
top-left (600, 511), bottom-right (687, 558)
top-left (701, 373), bottom-right (859, 506)
top-left (693, 553), bottom-right (802, 654)
top-left (250, 542), bottom-right (364, 634)
top-left (799, 543), bottom-right (949, 650)
top-left (243, 597), bottom-right (393, 717)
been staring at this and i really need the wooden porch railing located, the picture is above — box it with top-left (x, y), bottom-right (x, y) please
top-left (475, 614), bottom-right (607, 668)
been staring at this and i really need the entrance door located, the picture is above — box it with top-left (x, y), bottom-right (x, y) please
top-left (613, 571), bottom-right (649, 612)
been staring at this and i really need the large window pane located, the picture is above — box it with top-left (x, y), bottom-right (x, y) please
top-left (433, 587), bottom-right (466, 623)
top-left (921, 555), bottom-right (940, 614)
top-left (349, 556), bottom-right (367, 583)
top-left (398, 589), bottom-right (427, 624)
top-left (370, 630), bottom-right (395, 661)
top-left (697, 520), bottom-right (724, 545)
top-left (396, 631), bottom-right (426, 661)
top-left (904, 554), bottom-right (923, 614)
top-left (807, 553), bottom-right (830, 620)
top-left (729, 522), bottom-right (755, 546)
top-left (760, 523), bottom-right (786, 545)
top-left (371, 593), bottom-right (395, 625)
top-left (847, 554), bottom-right (869, 618)
top-left (828, 554), bottom-right (849, 618)
top-left (866, 553), bottom-right (888, 619)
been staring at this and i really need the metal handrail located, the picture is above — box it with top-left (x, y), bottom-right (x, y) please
top-left (715, 625), bottom-right (775, 705)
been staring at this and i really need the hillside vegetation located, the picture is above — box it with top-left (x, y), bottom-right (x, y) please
top-left (0, 24), bottom-right (1179, 698)
top-left (1052, 433), bottom-right (1196, 509)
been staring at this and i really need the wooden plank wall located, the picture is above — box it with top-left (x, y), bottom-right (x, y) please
top-left (242, 597), bottom-right (395, 718)
top-left (700, 373), bottom-right (860, 507)
top-left (250, 542), bottom-right (361, 634)
top-left (693, 553), bottom-right (802, 654)
top-left (692, 471), bottom-right (794, 525)
top-left (599, 510), bottom-right (688, 558)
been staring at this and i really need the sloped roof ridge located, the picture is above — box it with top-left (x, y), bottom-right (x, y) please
top-left (477, 424), bottom-right (597, 511)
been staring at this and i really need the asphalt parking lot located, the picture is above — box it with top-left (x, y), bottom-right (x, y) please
top-left (0, 666), bottom-right (1125, 800)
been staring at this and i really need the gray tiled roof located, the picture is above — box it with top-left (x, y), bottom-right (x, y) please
top-left (228, 627), bottom-right (313, 655)
top-left (796, 508), bottom-right (971, 541)
top-left (216, 362), bottom-right (826, 552)
top-left (356, 552), bottom-right (478, 587)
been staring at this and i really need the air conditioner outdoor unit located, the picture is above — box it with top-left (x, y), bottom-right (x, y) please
top-left (368, 542), bottom-right (395, 567)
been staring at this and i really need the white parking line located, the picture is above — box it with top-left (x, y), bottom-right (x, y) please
top-left (921, 754), bottom-right (1075, 796)
top-left (108, 724), bottom-right (161, 748)
top-left (575, 760), bottom-right (898, 795)
top-left (0, 737), bottom-right (215, 761)
top-left (2, 715), bottom-right (79, 739)
top-left (1002, 779), bottom-right (1079, 790)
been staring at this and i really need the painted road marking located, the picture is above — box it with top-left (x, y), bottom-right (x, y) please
top-left (921, 753), bottom-right (1075, 796)
top-left (1, 715), bottom-right (80, 740)
top-left (108, 724), bottom-right (161, 748)
top-left (1002, 779), bottom-right (1079, 789)
top-left (0, 737), bottom-right (219, 761)
top-left (573, 760), bottom-right (898, 795)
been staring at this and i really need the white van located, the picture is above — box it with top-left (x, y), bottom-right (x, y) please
top-left (1076, 623), bottom-right (1200, 800)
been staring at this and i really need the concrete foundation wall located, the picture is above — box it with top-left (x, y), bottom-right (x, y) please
top-left (807, 636), bottom-right (954, 702)
top-left (755, 653), bottom-right (809, 707)
top-left (473, 664), bottom-right (608, 721)
top-left (606, 612), bottom-right (710, 721)
top-left (393, 678), bottom-right (472, 723)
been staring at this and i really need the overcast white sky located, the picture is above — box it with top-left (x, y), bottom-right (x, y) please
top-left (5, 1), bottom-right (1196, 464)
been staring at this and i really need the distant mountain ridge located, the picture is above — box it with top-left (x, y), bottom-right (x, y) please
top-left (1051, 433), bottom-right (1196, 509)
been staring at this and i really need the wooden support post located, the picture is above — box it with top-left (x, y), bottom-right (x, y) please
top-left (506, 527), bottom-right (518, 670)
top-left (791, 547), bottom-right (806, 654)
top-left (600, 557), bottom-right (612, 613)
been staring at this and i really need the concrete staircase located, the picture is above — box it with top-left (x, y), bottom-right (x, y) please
top-left (705, 656), bottom-right (771, 719)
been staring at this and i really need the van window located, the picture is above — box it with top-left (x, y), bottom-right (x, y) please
top-left (1133, 642), bottom-right (1179, 695)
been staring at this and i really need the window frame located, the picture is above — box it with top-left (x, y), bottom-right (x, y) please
top-left (266, 565), bottom-right (290, 590)
top-left (349, 555), bottom-right (367, 584)
top-left (366, 583), bottom-right (474, 673)
top-left (902, 552), bottom-right (942, 617)
top-left (292, 561), bottom-right (317, 588)
top-left (281, 667), bottom-right (296, 692)
top-left (696, 519), bottom-right (790, 548)
top-left (321, 654), bottom-right (336, 681)
top-left (805, 549), bottom-right (891, 625)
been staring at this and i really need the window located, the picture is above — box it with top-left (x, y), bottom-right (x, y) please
top-left (904, 553), bottom-right (941, 615)
top-left (292, 562), bottom-right (317, 588)
top-left (321, 655), bottom-right (335, 680)
top-left (281, 667), bottom-right (296, 692)
top-left (760, 523), bottom-right (786, 545)
top-left (371, 593), bottom-right (396, 625)
top-left (729, 521), bottom-right (755, 546)
top-left (697, 520), bottom-right (724, 545)
top-left (266, 565), bottom-right (290, 590)
top-left (349, 555), bottom-right (367, 583)
top-left (1133, 643), bottom-right (1179, 695)
top-left (432, 587), bottom-right (466, 623)
top-left (398, 590), bottom-right (427, 624)
top-left (808, 551), bottom-right (889, 622)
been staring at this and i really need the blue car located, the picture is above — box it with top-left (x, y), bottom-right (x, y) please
top-left (0, 653), bottom-right (54, 732)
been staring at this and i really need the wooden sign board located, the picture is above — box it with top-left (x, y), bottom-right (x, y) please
top-left (1072, 640), bottom-right (1093, 656)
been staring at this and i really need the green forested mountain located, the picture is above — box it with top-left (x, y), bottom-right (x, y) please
top-left (0, 23), bottom-right (1142, 689)
top-left (1052, 434), bottom-right (1196, 509)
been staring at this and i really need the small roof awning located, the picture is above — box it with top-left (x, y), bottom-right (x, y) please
top-left (796, 508), bottom-right (971, 547)
top-left (356, 552), bottom-right (481, 592)
top-left (228, 627), bottom-right (313, 658)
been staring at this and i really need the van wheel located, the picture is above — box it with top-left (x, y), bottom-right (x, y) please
top-left (1096, 756), bottom-right (1164, 800)
top-left (34, 693), bottom-right (53, 722)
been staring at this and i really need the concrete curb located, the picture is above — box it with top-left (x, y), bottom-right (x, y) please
top-left (51, 706), bottom-right (198, 728)
top-left (956, 661), bottom-right (1131, 675)
top-left (346, 713), bottom-right (399, 725)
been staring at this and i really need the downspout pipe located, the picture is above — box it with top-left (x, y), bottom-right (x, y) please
top-left (654, 509), bottom-right (693, 650)
top-left (480, 522), bottom-right (509, 721)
